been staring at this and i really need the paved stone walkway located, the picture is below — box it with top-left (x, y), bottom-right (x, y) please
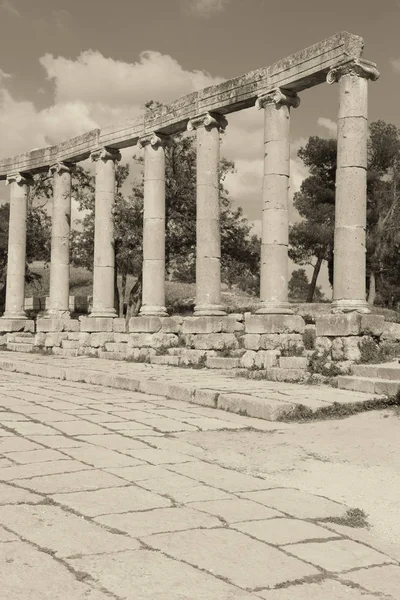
top-left (0, 370), bottom-right (398, 599)
top-left (0, 351), bottom-right (378, 421)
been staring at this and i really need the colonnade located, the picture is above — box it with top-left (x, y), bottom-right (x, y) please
top-left (1, 59), bottom-right (379, 321)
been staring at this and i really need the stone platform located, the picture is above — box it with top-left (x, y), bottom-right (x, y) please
top-left (0, 350), bottom-right (381, 421)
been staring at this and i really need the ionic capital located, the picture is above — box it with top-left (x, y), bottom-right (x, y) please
top-left (327, 59), bottom-right (380, 85)
top-left (256, 89), bottom-right (300, 110)
top-left (48, 161), bottom-right (76, 176)
top-left (6, 172), bottom-right (33, 186)
top-left (137, 132), bottom-right (172, 150)
top-left (187, 112), bottom-right (228, 132)
top-left (90, 147), bottom-right (121, 163)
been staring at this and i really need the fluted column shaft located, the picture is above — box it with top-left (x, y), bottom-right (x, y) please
top-left (47, 162), bottom-right (74, 317)
top-left (90, 147), bottom-right (121, 318)
top-left (188, 112), bottom-right (227, 316)
top-left (2, 172), bottom-right (32, 319)
top-left (328, 60), bottom-right (379, 313)
top-left (256, 89), bottom-right (299, 314)
top-left (138, 133), bottom-right (168, 316)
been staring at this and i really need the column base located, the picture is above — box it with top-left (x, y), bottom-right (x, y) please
top-left (194, 304), bottom-right (226, 316)
top-left (1, 312), bottom-right (27, 320)
top-left (331, 299), bottom-right (370, 314)
top-left (89, 309), bottom-right (117, 318)
top-left (139, 305), bottom-right (168, 317)
top-left (255, 302), bottom-right (294, 315)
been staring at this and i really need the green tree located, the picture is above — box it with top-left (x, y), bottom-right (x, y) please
top-left (288, 268), bottom-right (324, 303)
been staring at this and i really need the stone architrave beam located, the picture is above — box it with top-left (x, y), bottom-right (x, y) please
top-left (0, 32), bottom-right (366, 177)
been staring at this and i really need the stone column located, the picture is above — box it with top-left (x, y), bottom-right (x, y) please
top-left (327, 59), bottom-right (379, 313)
top-left (2, 172), bottom-right (33, 320)
top-left (47, 162), bottom-right (75, 318)
top-left (90, 147), bottom-right (121, 318)
top-left (187, 112), bottom-right (227, 316)
top-left (255, 89), bottom-right (300, 315)
top-left (138, 132), bottom-right (169, 317)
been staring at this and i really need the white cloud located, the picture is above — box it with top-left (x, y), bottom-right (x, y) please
top-left (1, 0), bottom-right (20, 17)
top-left (317, 117), bottom-right (337, 136)
top-left (183, 0), bottom-right (231, 17)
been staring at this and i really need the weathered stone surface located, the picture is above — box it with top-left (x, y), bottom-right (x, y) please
top-left (221, 316), bottom-right (244, 333)
top-left (256, 580), bottom-right (378, 600)
top-left (104, 342), bottom-right (128, 353)
top-left (36, 318), bottom-right (79, 332)
top-left (189, 498), bottom-right (280, 523)
top-left (245, 314), bottom-right (305, 334)
top-left (89, 332), bottom-right (114, 347)
top-left (113, 332), bottom-right (130, 343)
top-left (279, 356), bottom-right (308, 369)
top-left (160, 316), bottom-right (181, 333)
top-left (66, 332), bottom-right (90, 343)
top-left (242, 334), bottom-right (261, 350)
top-left (44, 333), bottom-right (68, 347)
top-left (260, 333), bottom-right (303, 351)
top-left (381, 321), bottom-right (400, 341)
top-left (206, 357), bottom-right (240, 369)
top-left (241, 488), bottom-right (347, 519)
top-left (182, 316), bottom-right (223, 334)
top-left (340, 564), bottom-right (400, 598)
top-left (128, 332), bottom-right (178, 349)
top-left (360, 314), bottom-right (384, 336)
top-left (112, 318), bottom-right (127, 332)
top-left (128, 316), bottom-right (162, 333)
top-left (254, 350), bottom-right (279, 369)
top-left (79, 317), bottom-right (114, 332)
top-left (315, 336), bottom-right (332, 355)
top-left (315, 313), bottom-right (361, 337)
top-left (193, 333), bottom-right (239, 351)
top-left (331, 337), bottom-right (344, 360)
top-left (236, 517), bottom-right (338, 545)
top-left (240, 350), bottom-right (256, 368)
top-left (0, 319), bottom-right (34, 333)
top-left (267, 367), bottom-right (306, 382)
top-left (342, 337), bottom-right (361, 361)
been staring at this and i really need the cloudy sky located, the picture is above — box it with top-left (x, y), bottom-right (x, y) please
top-left (0, 0), bottom-right (397, 292)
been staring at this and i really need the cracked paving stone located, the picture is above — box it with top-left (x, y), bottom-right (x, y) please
top-left (239, 488), bottom-right (348, 519)
top-left (180, 417), bottom-right (248, 430)
top-left (169, 462), bottom-right (272, 492)
top-left (4, 448), bottom-right (70, 464)
top-left (0, 527), bottom-right (18, 542)
top-left (52, 485), bottom-right (171, 517)
top-left (28, 435), bottom-right (86, 448)
top-left (287, 539), bottom-right (394, 573)
top-left (0, 482), bottom-right (43, 504)
top-left (69, 549), bottom-right (258, 600)
top-left (0, 541), bottom-right (110, 599)
top-left (0, 505), bottom-right (141, 557)
top-left (60, 445), bottom-right (145, 468)
top-left (5, 422), bottom-right (59, 436)
top-left (131, 416), bottom-right (199, 432)
top-left (50, 421), bottom-right (112, 435)
top-left (122, 448), bottom-right (197, 465)
top-left (0, 459), bottom-right (89, 481)
top-left (235, 518), bottom-right (341, 545)
top-left (255, 579), bottom-right (378, 599)
top-left (95, 506), bottom-right (222, 536)
top-left (143, 528), bottom-right (319, 589)
top-left (0, 438), bottom-right (42, 452)
top-left (339, 564), bottom-right (400, 598)
top-left (106, 464), bottom-right (171, 481)
top-left (189, 498), bottom-right (283, 523)
top-left (75, 434), bottom-right (151, 450)
top-left (16, 468), bottom-right (127, 494)
top-left (140, 436), bottom-right (205, 456)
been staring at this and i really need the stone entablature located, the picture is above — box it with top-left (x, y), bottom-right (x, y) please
top-left (0, 32), bottom-right (364, 178)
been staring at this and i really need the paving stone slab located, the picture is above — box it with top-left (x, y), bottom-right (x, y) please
top-left (96, 506), bottom-right (222, 536)
top-left (69, 549), bottom-right (258, 600)
top-left (75, 434), bottom-right (151, 450)
top-left (169, 462), bottom-right (272, 492)
top-left (235, 517), bottom-right (340, 545)
top-left (340, 564), bottom-right (400, 598)
top-left (0, 541), bottom-right (110, 600)
top-left (4, 448), bottom-right (68, 463)
top-left (60, 445), bottom-right (145, 468)
top-left (190, 498), bottom-right (282, 523)
top-left (122, 448), bottom-right (197, 465)
top-left (287, 539), bottom-right (393, 573)
top-left (144, 528), bottom-right (319, 589)
top-left (16, 468), bottom-right (127, 494)
top-left (0, 505), bottom-right (141, 557)
top-left (0, 482), bottom-right (42, 504)
top-left (240, 488), bottom-right (347, 519)
top-left (52, 484), bottom-right (171, 517)
top-left (0, 526), bottom-right (19, 542)
top-left (0, 437), bottom-right (43, 452)
top-left (106, 464), bottom-right (174, 482)
top-left (256, 579), bottom-right (378, 599)
top-left (28, 435), bottom-right (86, 448)
top-left (0, 459), bottom-right (88, 481)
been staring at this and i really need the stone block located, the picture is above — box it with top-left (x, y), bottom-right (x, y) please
top-left (52, 347), bottom-right (79, 357)
top-left (0, 334), bottom-right (7, 346)
top-left (206, 357), bottom-right (240, 369)
top-left (182, 316), bottom-right (223, 334)
top-left (128, 316), bottom-right (162, 333)
top-left (160, 317), bottom-right (181, 334)
top-left (44, 333), bottom-right (68, 347)
top-left (342, 337), bottom-right (361, 361)
top-left (36, 318), bottom-right (79, 332)
top-left (360, 314), bottom-right (384, 336)
top-left (89, 332), bottom-right (115, 348)
top-left (192, 389), bottom-right (219, 407)
top-left (79, 317), bottom-right (114, 332)
top-left (245, 314), bottom-right (305, 334)
top-left (98, 351), bottom-right (126, 361)
top-left (217, 393), bottom-right (296, 421)
top-left (112, 318), bottom-right (127, 333)
top-left (254, 350), bottom-right (279, 369)
top-left (61, 340), bottom-right (80, 349)
top-left (242, 334), bottom-right (261, 350)
top-left (7, 342), bottom-right (34, 353)
top-left (279, 356), bottom-right (308, 369)
top-left (114, 333), bottom-right (130, 343)
top-left (267, 367), bottom-right (306, 382)
top-left (315, 336), bottom-right (332, 356)
top-left (221, 316), bottom-right (244, 333)
top-left (34, 332), bottom-right (46, 346)
top-left (193, 333), bottom-right (239, 351)
top-left (240, 350), bottom-right (256, 369)
top-left (260, 333), bottom-right (303, 351)
top-left (0, 319), bottom-right (34, 333)
top-left (315, 313), bottom-right (361, 337)
top-left (150, 355), bottom-right (180, 366)
top-left (128, 333), bottom-right (178, 349)
top-left (104, 343), bottom-right (128, 353)
top-left (381, 321), bottom-right (400, 341)
top-left (331, 337), bottom-right (344, 360)
top-left (66, 332), bottom-right (90, 343)
top-left (179, 349), bottom-right (207, 366)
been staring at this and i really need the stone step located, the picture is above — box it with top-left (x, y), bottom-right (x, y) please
top-left (338, 376), bottom-right (400, 395)
top-left (7, 342), bottom-right (35, 353)
top-left (267, 367), bottom-right (307, 383)
top-left (12, 335), bottom-right (35, 344)
top-left (352, 363), bottom-right (400, 381)
top-left (279, 356), bottom-right (308, 369)
top-left (206, 357), bottom-right (241, 369)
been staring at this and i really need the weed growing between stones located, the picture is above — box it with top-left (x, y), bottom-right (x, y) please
top-left (279, 396), bottom-right (400, 422)
top-left (31, 346), bottom-right (53, 356)
top-left (303, 328), bottom-right (316, 350)
top-left (308, 350), bottom-right (341, 377)
top-left (319, 508), bottom-right (369, 529)
top-left (280, 342), bottom-right (304, 357)
top-left (358, 338), bottom-right (400, 364)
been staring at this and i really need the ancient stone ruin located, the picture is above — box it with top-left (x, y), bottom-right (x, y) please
top-left (1, 31), bottom-right (396, 386)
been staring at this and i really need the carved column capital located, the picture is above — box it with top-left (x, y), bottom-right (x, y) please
top-left (6, 172), bottom-right (33, 186)
top-left (137, 132), bottom-right (172, 150)
top-left (187, 112), bottom-right (228, 132)
top-left (256, 89), bottom-right (300, 110)
top-left (327, 59), bottom-right (380, 84)
top-left (90, 147), bottom-right (121, 163)
top-left (48, 161), bottom-right (76, 176)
